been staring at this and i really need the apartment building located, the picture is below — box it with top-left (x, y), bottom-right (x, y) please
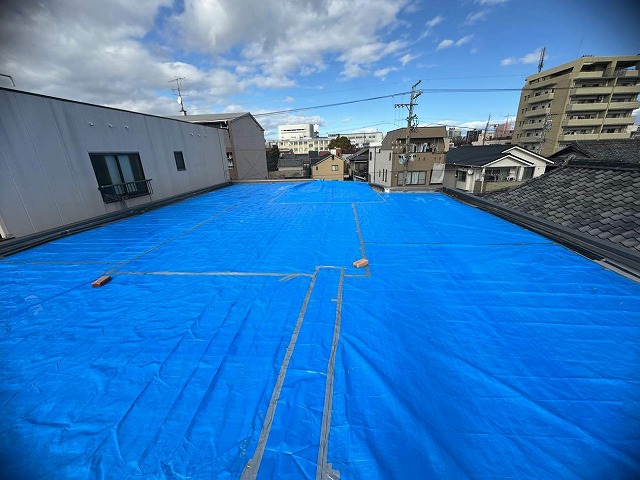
top-left (513, 55), bottom-right (640, 157)
top-left (278, 123), bottom-right (317, 141)
top-left (380, 126), bottom-right (448, 187)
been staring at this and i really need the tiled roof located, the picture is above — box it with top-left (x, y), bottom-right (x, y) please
top-left (549, 139), bottom-right (640, 164)
top-left (484, 159), bottom-right (640, 252)
top-left (445, 145), bottom-right (510, 166)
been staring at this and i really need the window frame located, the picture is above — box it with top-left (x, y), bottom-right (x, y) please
top-left (174, 151), bottom-right (186, 171)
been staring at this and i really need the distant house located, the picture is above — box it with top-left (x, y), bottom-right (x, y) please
top-left (547, 139), bottom-right (640, 168)
top-left (0, 88), bottom-right (228, 241)
top-left (311, 154), bottom-right (347, 181)
top-left (172, 113), bottom-right (267, 180)
top-left (443, 145), bottom-right (552, 193)
top-left (274, 153), bottom-right (309, 179)
top-left (346, 147), bottom-right (370, 181)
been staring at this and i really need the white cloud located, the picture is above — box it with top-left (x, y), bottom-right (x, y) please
top-left (400, 53), bottom-right (418, 66)
top-left (464, 11), bottom-right (487, 25)
top-left (456, 35), bottom-right (473, 46)
top-left (437, 39), bottom-right (455, 50)
top-left (426, 15), bottom-right (444, 29)
top-left (0, 0), bottom-right (410, 117)
top-left (419, 14), bottom-right (444, 39)
top-left (437, 36), bottom-right (473, 50)
top-left (374, 67), bottom-right (398, 78)
top-left (500, 48), bottom-right (543, 67)
top-left (477, 0), bottom-right (509, 4)
top-left (283, 96), bottom-right (295, 103)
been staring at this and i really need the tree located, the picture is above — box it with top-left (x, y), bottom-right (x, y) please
top-left (266, 144), bottom-right (280, 171)
top-left (328, 135), bottom-right (352, 149)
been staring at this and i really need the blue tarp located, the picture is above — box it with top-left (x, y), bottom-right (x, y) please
top-left (1, 181), bottom-right (639, 479)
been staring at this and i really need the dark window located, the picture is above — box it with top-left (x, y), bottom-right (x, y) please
top-left (522, 167), bottom-right (535, 180)
top-left (90, 153), bottom-right (151, 203)
top-left (227, 152), bottom-right (234, 169)
top-left (457, 170), bottom-right (467, 182)
top-left (174, 151), bottom-right (186, 171)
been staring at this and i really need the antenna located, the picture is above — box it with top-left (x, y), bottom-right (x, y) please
top-left (169, 77), bottom-right (188, 116)
top-left (538, 47), bottom-right (546, 73)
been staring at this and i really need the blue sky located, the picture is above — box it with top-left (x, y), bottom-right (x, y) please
top-left (1, 0), bottom-right (638, 139)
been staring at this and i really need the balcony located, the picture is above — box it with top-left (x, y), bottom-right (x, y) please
top-left (599, 132), bottom-right (632, 140)
top-left (521, 122), bottom-right (544, 131)
top-left (558, 133), bottom-right (599, 142)
top-left (613, 85), bottom-right (640, 94)
top-left (565, 102), bottom-right (608, 112)
top-left (603, 116), bottom-right (635, 126)
top-left (562, 118), bottom-right (602, 127)
top-left (523, 108), bottom-right (549, 118)
top-left (527, 92), bottom-right (554, 103)
top-left (518, 136), bottom-right (543, 144)
top-left (571, 86), bottom-right (612, 96)
top-left (98, 179), bottom-right (153, 203)
top-left (575, 71), bottom-right (604, 79)
top-left (607, 100), bottom-right (640, 110)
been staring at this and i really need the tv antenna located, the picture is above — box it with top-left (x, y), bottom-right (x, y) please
top-left (538, 47), bottom-right (546, 73)
top-left (169, 77), bottom-right (188, 116)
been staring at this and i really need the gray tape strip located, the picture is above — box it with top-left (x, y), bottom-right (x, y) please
top-left (316, 268), bottom-right (344, 480)
top-left (241, 268), bottom-right (320, 480)
top-left (351, 203), bottom-right (370, 276)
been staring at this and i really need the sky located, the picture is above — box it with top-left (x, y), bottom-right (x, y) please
top-left (1, 0), bottom-right (639, 140)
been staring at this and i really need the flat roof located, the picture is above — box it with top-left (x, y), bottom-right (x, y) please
top-left (1, 182), bottom-right (639, 478)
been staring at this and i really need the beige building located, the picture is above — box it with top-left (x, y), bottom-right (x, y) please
top-left (310, 154), bottom-right (346, 180)
top-left (173, 113), bottom-right (268, 180)
top-left (513, 55), bottom-right (640, 157)
top-left (278, 136), bottom-right (331, 154)
top-left (381, 126), bottom-right (448, 187)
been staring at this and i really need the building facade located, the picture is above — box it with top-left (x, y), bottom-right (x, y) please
top-left (311, 154), bottom-right (346, 180)
top-left (278, 136), bottom-right (331, 154)
top-left (381, 126), bottom-right (448, 187)
top-left (328, 131), bottom-right (383, 147)
top-left (174, 113), bottom-right (268, 180)
top-left (278, 124), bottom-right (317, 141)
top-left (513, 55), bottom-right (640, 157)
top-left (443, 145), bottom-right (552, 193)
top-left (0, 88), bottom-right (228, 240)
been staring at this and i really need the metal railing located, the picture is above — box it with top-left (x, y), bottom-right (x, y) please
top-left (98, 179), bottom-right (153, 203)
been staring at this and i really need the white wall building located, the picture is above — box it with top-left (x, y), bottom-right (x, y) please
top-left (278, 124), bottom-right (317, 141)
top-left (0, 88), bottom-right (228, 240)
top-left (367, 142), bottom-right (393, 188)
top-left (328, 131), bottom-right (383, 147)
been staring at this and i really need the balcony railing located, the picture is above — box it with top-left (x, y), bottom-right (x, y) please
top-left (98, 179), bottom-right (153, 203)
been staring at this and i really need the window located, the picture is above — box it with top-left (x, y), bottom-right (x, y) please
top-left (174, 151), bottom-right (186, 171)
top-left (522, 167), bottom-right (535, 180)
top-left (227, 152), bottom-right (234, 169)
top-left (331, 165), bottom-right (339, 171)
top-left (484, 168), bottom-right (511, 182)
top-left (457, 170), bottom-right (467, 182)
top-left (397, 171), bottom-right (426, 185)
top-left (90, 153), bottom-right (151, 203)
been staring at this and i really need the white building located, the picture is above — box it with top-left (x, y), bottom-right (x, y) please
top-left (367, 142), bottom-right (393, 188)
top-left (328, 131), bottom-right (383, 147)
top-left (0, 88), bottom-right (228, 240)
top-left (278, 124), bottom-right (317, 141)
top-left (278, 136), bottom-right (331, 154)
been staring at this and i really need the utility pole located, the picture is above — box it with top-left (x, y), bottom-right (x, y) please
top-left (394, 80), bottom-right (422, 186)
top-left (169, 77), bottom-right (188, 116)
top-left (482, 113), bottom-right (491, 145)
top-left (538, 113), bottom-right (552, 154)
